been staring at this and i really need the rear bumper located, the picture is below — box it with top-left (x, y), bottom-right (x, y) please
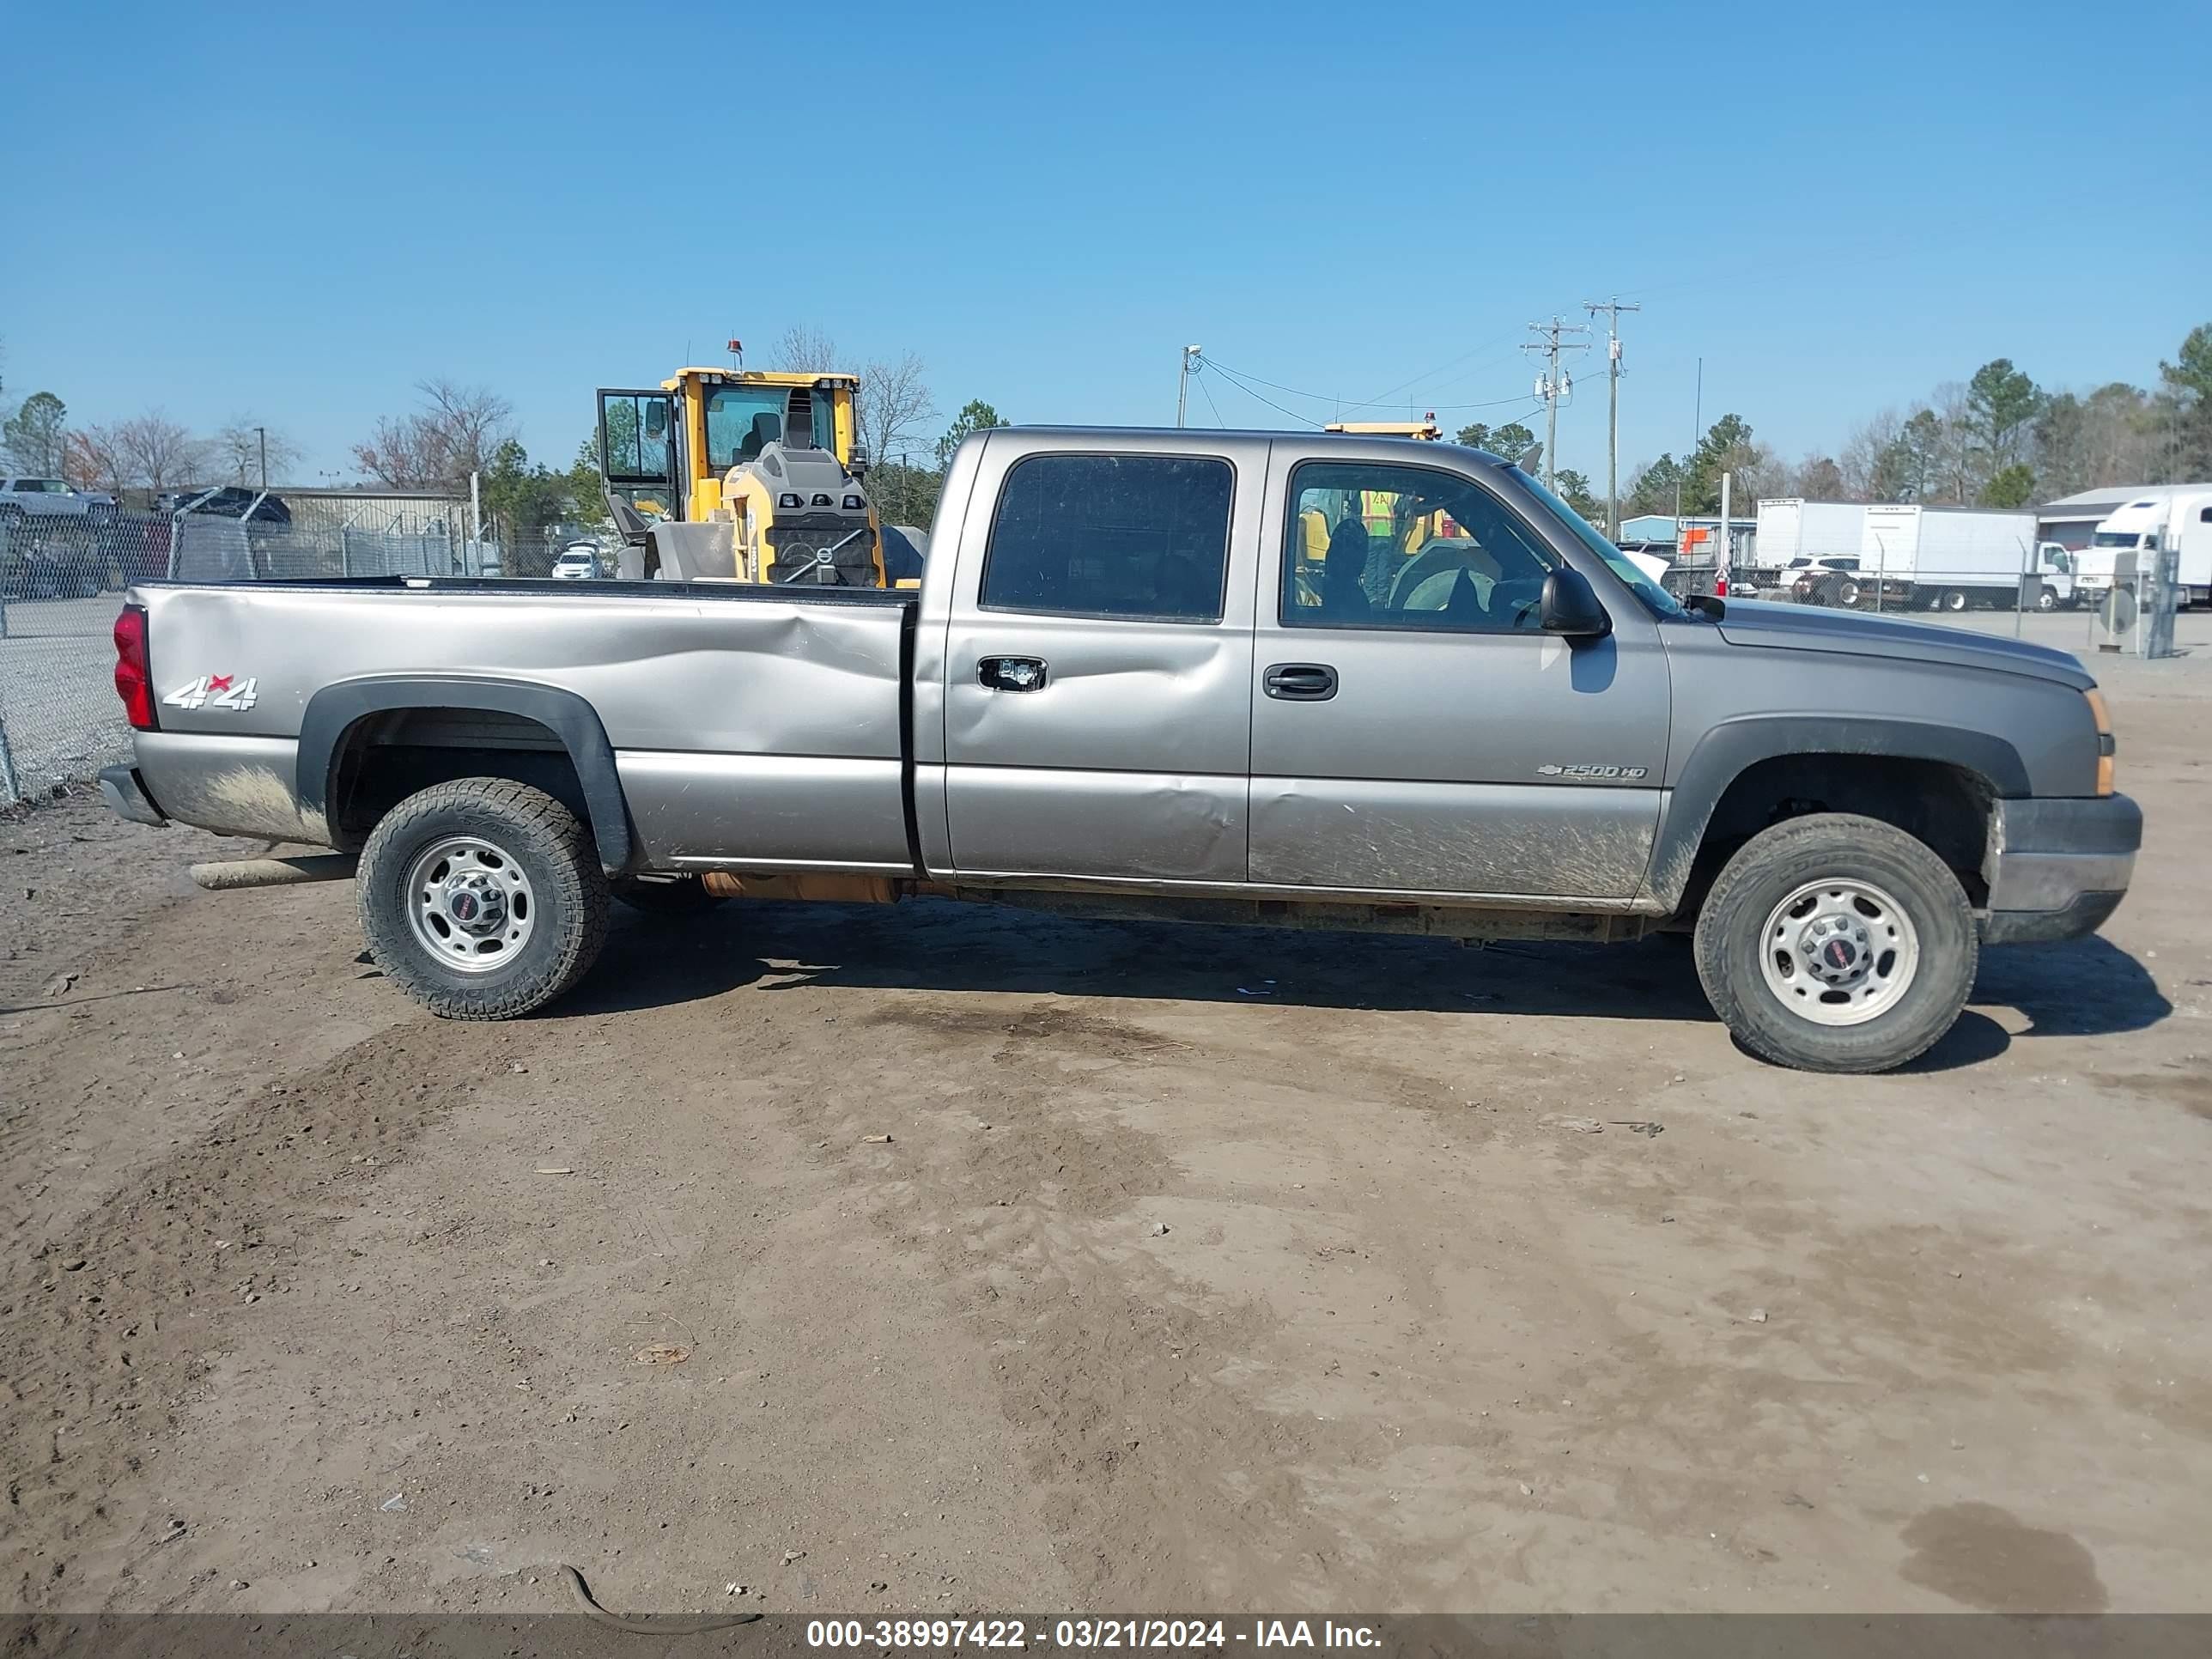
top-left (99, 763), bottom-right (168, 828)
top-left (1980, 794), bottom-right (2139, 945)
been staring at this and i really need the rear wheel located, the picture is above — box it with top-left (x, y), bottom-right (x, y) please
top-left (357, 778), bottom-right (610, 1020)
top-left (1942, 588), bottom-right (1969, 612)
top-left (1693, 812), bottom-right (1976, 1073)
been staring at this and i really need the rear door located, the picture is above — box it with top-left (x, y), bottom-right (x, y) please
top-left (1248, 446), bottom-right (1670, 900)
top-left (938, 433), bottom-right (1262, 883)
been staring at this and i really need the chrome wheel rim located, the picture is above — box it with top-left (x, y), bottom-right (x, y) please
top-left (1758, 877), bottom-right (1919, 1027)
top-left (404, 836), bottom-right (535, 974)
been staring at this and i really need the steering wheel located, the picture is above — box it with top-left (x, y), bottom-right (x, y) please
top-left (1487, 577), bottom-right (1546, 630)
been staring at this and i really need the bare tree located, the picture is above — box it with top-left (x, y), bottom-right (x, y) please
top-left (1789, 453), bottom-right (1849, 499)
top-left (774, 325), bottom-right (842, 374)
top-left (1928, 382), bottom-right (1976, 504)
top-left (353, 380), bottom-right (514, 489)
top-left (214, 417), bottom-right (302, 488)
top-left (1713, 437), bottom-right (1784, 503)
top-left (111, 413), bottom-right (212, 493)
top-left (856, 352), bottom-right (935, 468)
top-left (2036, 381), bottom-right (2166, 497)
top-left (64, 424), bottom-right (126, 495)
top-left (1839, 407), bottom-right (1906, 499)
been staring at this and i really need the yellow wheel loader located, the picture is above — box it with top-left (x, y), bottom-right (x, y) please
top-left (596, 367), bottom-right (885, 586)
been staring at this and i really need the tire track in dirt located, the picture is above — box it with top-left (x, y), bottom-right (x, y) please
top-left (2, 1018), bottom-right (526, 1608)
top-left (769, 994), bottom-right (1376, 1606)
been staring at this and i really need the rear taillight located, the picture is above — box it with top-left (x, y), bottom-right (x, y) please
top-left (113, 605), bottom-right (157, 731)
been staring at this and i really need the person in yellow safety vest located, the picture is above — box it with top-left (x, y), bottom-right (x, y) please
top-left (1350, 488), bottom-right (1473, 604)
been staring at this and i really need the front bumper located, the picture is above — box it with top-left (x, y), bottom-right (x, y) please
top-left (1980, 794), bottom-right (2140, 944)
top-left (98, 763), bottom-right (167, 828)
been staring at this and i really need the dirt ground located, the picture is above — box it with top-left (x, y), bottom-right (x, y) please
top-left (4, 645), bottom-right (2209, 1620)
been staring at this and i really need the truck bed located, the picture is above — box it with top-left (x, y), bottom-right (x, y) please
top-left (126, 576), bottom-right (921, 871)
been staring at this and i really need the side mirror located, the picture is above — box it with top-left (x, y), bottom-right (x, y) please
top-left (1540, 568), bottom-right (1611, 640)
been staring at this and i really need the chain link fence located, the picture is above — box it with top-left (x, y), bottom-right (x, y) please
top-left (4, 493), bottom-right (2182, 806)
top-left (0, 506), bottom-right (544, 805)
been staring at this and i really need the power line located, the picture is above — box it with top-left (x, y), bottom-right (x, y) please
top-left (1200, 361), bottom-right (1328, 426)
top-left (1343, 324), bottom-right (1533, 414)
top-left (1202, 349), bottom-right (1536, 416)
top-left (1191, 358), bottom-right (1335, 404)
top-left (1205, 356), bottom-right (1562, 421)
top-left (1197, 370), bottom-right (1227, 428)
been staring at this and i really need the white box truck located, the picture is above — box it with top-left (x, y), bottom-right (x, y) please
top-left (1757, 499), bottom-right (1867, 564)
top-left (1860, 504), bottom-right (2074, 612)
top-left (1755, 498), bottom-right (1871, 601)
top-left (1757, 501), bottom-right (2075, 611)
top-left (2075, 490), bottom-right (2212, 609)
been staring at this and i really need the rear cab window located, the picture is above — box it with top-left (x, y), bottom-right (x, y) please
top-left (981, 453), bottom-right (1233, 622)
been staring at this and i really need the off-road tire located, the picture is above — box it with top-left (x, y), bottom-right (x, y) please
top-left (611, 875), bottom-right (727, 917)
top-left (357, 777), bottom-right (610, 1020)
top-left (1693, 812), bottom-right (1976, 1073)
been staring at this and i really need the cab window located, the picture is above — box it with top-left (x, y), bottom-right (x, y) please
top-left (981, 453), bottom-right (1231, 621)
top-left (1282, 460), bottom-right (1556, 632)
top-left (704, 388), bottom-right (834, 468)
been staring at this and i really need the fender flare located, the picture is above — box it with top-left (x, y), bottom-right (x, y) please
top-left (1649, 714), bottom-right (2028, 910)
top-left (297, 676), bottom-right (634, 874)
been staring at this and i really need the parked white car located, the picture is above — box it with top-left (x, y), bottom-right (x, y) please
top-left (551, 544), bottom-right (602, 580)
top-left (0, 476), bottom-right (116, 522)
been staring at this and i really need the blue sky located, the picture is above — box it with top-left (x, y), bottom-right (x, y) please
top-left (3, 0), bottom-right (2205, 486)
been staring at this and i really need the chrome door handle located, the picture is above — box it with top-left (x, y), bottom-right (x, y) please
top-left (978, 656), bottom-right (1048, 692)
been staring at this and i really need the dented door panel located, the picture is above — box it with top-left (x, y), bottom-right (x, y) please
top-left (938, 431), bottom-right (1267, 880)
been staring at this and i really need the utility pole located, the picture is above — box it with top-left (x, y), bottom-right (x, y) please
top-left (255, 425), bottom-right (268, 490)
top-left (1522, 317), bottom-right (1589, 489)
top-left (1717, 469), bottom-right (1732, 596)
top-left (1176, 344), bottom-right (1202, 428)
top-left (1583, 297), bottom-right (1640, 536)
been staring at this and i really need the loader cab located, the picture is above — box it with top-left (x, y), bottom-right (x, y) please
top-left (595, 367), bottom-right (883, 586)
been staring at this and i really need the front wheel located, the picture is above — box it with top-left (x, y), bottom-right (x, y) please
top-left (1693, 812), bottom-right (1976, 1073)
top-left (2036, 585), bottom-right (2059, 612)
top-left (357, 778), bottom-right (611, 1019)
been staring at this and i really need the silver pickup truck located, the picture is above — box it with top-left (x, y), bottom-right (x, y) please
top-left (100, 427), bottom-right (2139, 1073)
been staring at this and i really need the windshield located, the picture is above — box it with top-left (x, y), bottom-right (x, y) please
top-left (2092, 530), bottom-right (2148, 547)
top-left (703, 387), bottom-right (836, 469)
top-left (1515, 471), bottom-right (1687, 618)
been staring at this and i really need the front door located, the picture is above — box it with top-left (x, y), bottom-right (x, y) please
top-left (596, 388), bottom-right (680, 519)
top-left (1249, 451), bottom-right (1671, 900)
top-left (938, 436), bottom-right (1261, 883)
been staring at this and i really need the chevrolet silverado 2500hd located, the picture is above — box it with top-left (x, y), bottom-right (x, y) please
top-left (101, 427), bottom-right (2139, 1073)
